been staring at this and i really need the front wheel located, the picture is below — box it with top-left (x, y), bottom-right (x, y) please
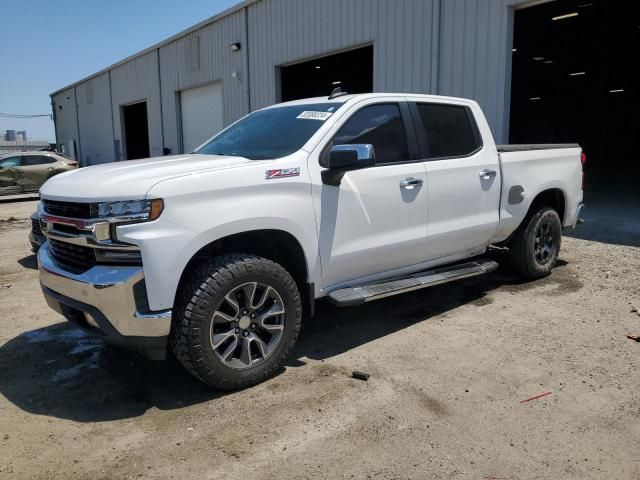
top-left (170, 254), bottom-right (302, 389)
top-left (507, 207), bottom-right (562, 279)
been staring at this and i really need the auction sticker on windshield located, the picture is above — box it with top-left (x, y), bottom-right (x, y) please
top-left (297, 111), bottom-right (333, 121)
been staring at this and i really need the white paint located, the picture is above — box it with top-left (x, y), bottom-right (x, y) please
top-left (493, 146), bottom-right (584, 242)
top-left (406, 95), bottom-right (502, 260)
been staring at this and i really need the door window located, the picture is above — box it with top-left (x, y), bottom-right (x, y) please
top-left (333, 104), bottom-right (409, 163)
top-left (414, 103), bottom-right (481, 159)
top-left (22, 156), bottom-right (56, 166)
top-left (0, 157), bottom-right (21, 168)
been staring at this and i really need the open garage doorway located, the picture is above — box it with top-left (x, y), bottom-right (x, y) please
top-left (280, 45), bottom-right (373, 102)
top-left (509, 0), bottom-right (639, 193)
top-left (121, 101), bottom-right (150, 160)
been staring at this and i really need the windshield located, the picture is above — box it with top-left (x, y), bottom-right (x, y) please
top-left (194, 103), bottom-right (343, 160)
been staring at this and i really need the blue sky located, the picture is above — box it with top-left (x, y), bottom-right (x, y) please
top-left (0, 0), bottom-right (239, 141)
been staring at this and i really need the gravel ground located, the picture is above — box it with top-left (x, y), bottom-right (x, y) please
top-left (0, 198), bottom-right (639, 480)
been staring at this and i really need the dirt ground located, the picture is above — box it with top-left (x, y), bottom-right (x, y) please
top-left (0, 197), bottom-right (639, 480)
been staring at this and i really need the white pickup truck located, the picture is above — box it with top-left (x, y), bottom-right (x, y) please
top-left (38, 92), bottom-right (584, 389)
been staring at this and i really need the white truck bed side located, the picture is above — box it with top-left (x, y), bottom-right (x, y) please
top-left (491, 145), bottom-right (583, 243)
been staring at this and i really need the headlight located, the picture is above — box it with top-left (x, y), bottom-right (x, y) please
top-left (95, 198), bottom-right (164, 221)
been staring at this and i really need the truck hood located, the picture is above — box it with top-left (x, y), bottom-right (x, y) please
top-left (40, 154), bottom-right (262, 202)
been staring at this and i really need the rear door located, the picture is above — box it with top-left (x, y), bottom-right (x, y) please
top-left (409, 100), bottom-right (501, 259)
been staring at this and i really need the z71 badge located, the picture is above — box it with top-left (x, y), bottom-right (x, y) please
top-left (265, 167), bottom-right (300, 180)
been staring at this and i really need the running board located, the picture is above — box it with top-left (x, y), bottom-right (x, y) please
top-left (327, 259), bottom-right (499, 307)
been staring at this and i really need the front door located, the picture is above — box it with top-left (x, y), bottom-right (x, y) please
top-left (310, 101), bottom-right (428, 288)
top-left (0, 156), bottom-right (24, 194)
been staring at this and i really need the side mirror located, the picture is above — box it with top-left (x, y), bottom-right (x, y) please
top-left (327, 144), bottom-right (375, 170)
top-left (322, 144), bottom-right (376, 186)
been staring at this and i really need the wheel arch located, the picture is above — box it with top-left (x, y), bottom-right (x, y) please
top-left (497, 187), bottom-right (567, 247)
top-left (175, 229), bottom-right (313, 316)
top-left (527, 188), bottom-right (566, 224)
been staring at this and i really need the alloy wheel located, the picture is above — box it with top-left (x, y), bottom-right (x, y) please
top-left (209, 282), bottom-right (286, 369)
top-left (534, 221), bottom-right (556, 264)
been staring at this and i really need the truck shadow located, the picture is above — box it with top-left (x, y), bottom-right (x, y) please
top-left (291, 264), bottom-right (568, 363)
top-left (0, 266), bottom-right (555, 423)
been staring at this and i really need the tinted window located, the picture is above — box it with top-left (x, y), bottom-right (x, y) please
top-left (333, 104), bottom-right (409, 163)
top-left (0, 157), bottom-right (21, 168)
top-left (22, 156), bottom-right (56, 166)
top-left (196, 103), bottom-right (343, 160)
top-left (415, 103), bottom-right (480, 159)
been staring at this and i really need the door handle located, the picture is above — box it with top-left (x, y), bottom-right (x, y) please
top-left (399, 178), bottom-right (423, 190)
top-left (479, 169), bottom-right (497, 180)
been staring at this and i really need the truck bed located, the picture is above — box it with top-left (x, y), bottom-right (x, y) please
top-left (491, 144), bottom-right (583, 243)
top-left (496, 143), bottom-right (580, 152)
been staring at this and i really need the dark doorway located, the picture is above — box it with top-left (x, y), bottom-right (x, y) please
top-left (509, 0), bottom-right (639, 193)
top-left (280, 45), bottom-right (373, 102)
top-left (121, 101), bottom-right (150, 160)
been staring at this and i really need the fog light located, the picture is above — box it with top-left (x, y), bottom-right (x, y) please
top-left (95, 250), bottom-right (143, 263)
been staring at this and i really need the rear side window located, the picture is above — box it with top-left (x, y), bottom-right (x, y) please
top-left (333, 104), bottom-right (409, 163)
top-left (22, 156), bottom-right (56, 166)
top-left (415, 103), bottom-right (481, 159)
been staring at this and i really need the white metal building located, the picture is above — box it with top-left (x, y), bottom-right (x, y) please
top-left (51, 0), bottom-right (639, 191)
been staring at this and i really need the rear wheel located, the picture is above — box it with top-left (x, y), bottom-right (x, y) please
top-left (170, 254), bottom-right (302, 389)
top-left (507, 207), bottom-right (562, 279)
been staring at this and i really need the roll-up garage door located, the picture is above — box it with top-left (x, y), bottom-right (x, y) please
top-left (180, 83), bottom-right (223, 152)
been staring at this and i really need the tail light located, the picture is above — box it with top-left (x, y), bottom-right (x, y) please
top-left (580, 151), bottom-right (587, 189)
top-left (66, 161), bottom-right (79, 167)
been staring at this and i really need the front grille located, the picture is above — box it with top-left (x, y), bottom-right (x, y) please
top-left (49, 239), bottom-right (97, 274)
top-left (43, 200), bottom-right (94, 219)
top-left (31, 218), bottom-right (43, 236)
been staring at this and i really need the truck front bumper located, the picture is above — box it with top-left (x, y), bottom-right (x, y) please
top-left (38, 242), bottom-right (171, 360)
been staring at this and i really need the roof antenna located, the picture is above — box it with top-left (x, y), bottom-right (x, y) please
top-left (328, 86), bottom-right (348, 100)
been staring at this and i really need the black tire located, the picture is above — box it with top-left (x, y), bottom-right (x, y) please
top-left (170, 254), bottom-right (302, 389)
top-left (507, 207), bottom-right (562, 279)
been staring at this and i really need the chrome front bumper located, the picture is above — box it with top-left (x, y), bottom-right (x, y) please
top-left (38, 242), bottom-right (171, 359)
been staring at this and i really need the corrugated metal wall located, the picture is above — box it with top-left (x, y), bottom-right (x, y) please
top-left (439, 0), bottom-right (515, 142)
top-left (51, 88), bottom-right (80, 160)
top-left (52, 0), bottom-right (528, 159)
top-left (110, 50), bottom-right (163, 159)
top-left (159, 10), bottom-right (246, 155)
top-left (246, 0), bottom-right (438, 109)
top-left (75, 73), bottom-right (114, 165)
